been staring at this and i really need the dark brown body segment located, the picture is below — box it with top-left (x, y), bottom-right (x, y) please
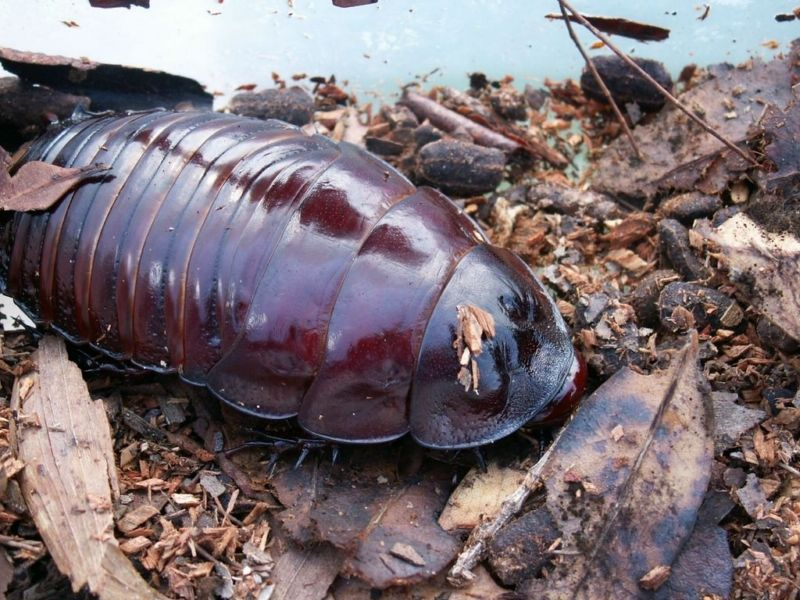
top-left (0, 110), bottom-right (579, 449)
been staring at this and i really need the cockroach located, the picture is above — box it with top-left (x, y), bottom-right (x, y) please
top-left (0, 110), bottom-right (585, 449)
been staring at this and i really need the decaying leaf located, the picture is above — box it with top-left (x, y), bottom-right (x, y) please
top-left (344, 479), bottom-right (460, 587)
top-left (759, 93), bottom-right (800, 194)
top-left (446, 334), bottom-right (710, 598)
top-left (592, 43), bottom-right (799, 198)
top-left (448, 335), bottom-right (713, 593)
top-left (0, 146), bottom-right (108, 212)
top-left (270, 450), bottom-right (459, 589)
top-left (10, 336), bottom-right (165, 599)
top-left (697, 212), bottom-right (800, 342)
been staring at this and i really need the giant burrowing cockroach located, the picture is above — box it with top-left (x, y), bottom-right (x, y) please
top-left (0, 110), bottom-right (584, 449)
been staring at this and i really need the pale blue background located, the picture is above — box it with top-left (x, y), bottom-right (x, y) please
top-left (0, 0), bottom-right (798, 106)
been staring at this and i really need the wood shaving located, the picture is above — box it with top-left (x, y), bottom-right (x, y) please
top-left (454, 305), bottom-right (496, 393)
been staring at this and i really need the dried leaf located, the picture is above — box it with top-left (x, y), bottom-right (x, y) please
top-left (10, 336), bottom-right (165, 599)
top-left (545, 13), bottom-right (670, 42)
top-left (697, 213), bottom-right (800, 342)
top-left (593, 46), bottom-right (799, 198)
top-left (343, 477), bottom-right (460, 588)
top-left (332, 0), bottom-right (377, 6)
top-left (439, 462), bottom-right (527, 531)
top-left (651, 518), bottom-right (732, 599)
top-left (0, 159), bottom-right (108, 212)
top-left (271, 451), bottom-right (459, 589)
top-left (521, 334), bottom-right (713, 598)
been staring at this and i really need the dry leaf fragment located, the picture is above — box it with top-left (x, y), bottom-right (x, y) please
top-left (10, 336), bottom-right (165, 599)
top-left (545, 13), bottom-right (670, 42)
top-left (0, 156), bottom-right (108, 212)
top-left (439, 462), bottom-right (527, 531)
top-left (697, 213), bottom-right (800, 342)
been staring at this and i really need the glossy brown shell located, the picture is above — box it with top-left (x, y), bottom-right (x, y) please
top-left (0, 110), bottom-right (579, 448)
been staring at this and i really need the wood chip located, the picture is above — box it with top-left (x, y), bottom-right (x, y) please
top-left (389, 542), bottom-right (426, 567)
top-left (639, 564), bottom-right (672, 590)
top-left (10, 336), bottom-right (166, 599)
top-left (118, 504), bottom-right (160, 534)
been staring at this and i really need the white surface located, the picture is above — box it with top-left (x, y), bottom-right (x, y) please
top-left (0, 295), bottom-right (34, 331)
top-left (0, 0), bottom-right (797, 105)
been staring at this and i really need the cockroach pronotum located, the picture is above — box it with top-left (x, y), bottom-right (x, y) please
top-left (0, 110), bottom-right (585, 449)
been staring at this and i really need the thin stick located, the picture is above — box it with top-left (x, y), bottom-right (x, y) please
top-left (559, 2), bottom-right (642, 160)
top-left (558, 0), bottom-right (759, 167)
top-left (447, 426), bottom-right (564, 587)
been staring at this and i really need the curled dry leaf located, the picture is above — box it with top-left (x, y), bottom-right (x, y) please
top-left (697, 212), bottom-right (800, 342)
top-left (0, 146), bottom-right (109, 212)
top-left (519, 334), bottom-right (713, 598)
top-left (9, 336), bottom-right (165, 599)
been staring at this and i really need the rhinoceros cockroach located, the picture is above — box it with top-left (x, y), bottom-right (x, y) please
top-left (0, 110), bottom-right (584, 449)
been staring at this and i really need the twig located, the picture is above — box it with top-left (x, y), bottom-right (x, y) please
top-left (559, 2), bottom-right (641, 160)
top-left (557, 0), bottom-right (759, 168)
top-left (401, 91), bottom-right (569, 167)
top-left (447, 425), bottom-right (565, 586)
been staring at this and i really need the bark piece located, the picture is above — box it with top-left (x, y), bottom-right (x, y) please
top-left (658, 218), bottom-right (711, 281)
top-left (658, 282), bottom-right (743, 333)
top-left (10, 336), bottom-right (165, 599)
top-left (486, 507), bottom-right (559, 586)
top-left (712, 391), bottom-right (766, 453)
top-left (0, 47), bottom-right (211, 111)
top-left (267, 543), bottom-right (342, 600)
top-left (658, 192), bottom-right (722, 225)
top-left (628, 269), bottom-right (680, 327)
top-left (697, 212), bottom-right (800, 342)
top-left (0, 76), bottom-right (90, 151)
